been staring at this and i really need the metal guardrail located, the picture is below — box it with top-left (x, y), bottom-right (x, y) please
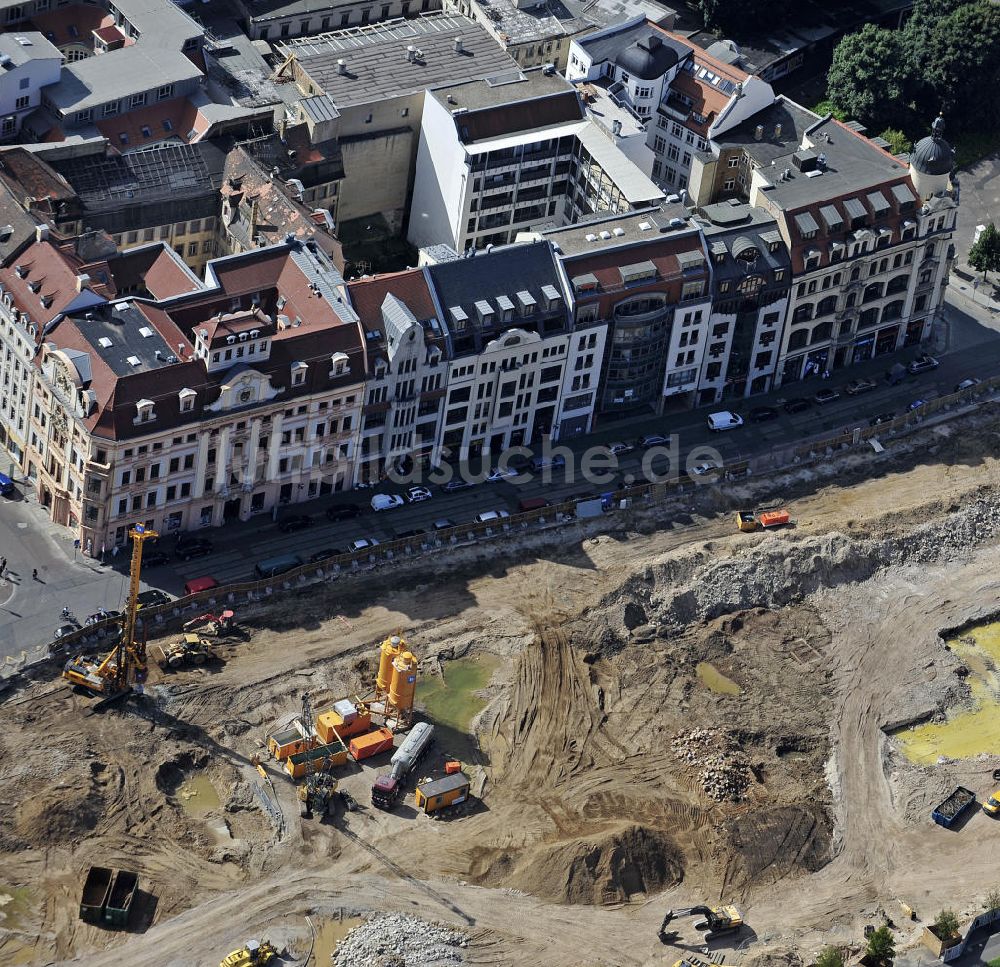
top-left (10, 374), bottom-right (997, 679)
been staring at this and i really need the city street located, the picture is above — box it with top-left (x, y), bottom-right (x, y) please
top-left (2, 294), bottom-right (1000, 662)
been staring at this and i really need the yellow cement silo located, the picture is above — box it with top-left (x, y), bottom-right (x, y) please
top-left (376, 635), bottom-right (402, 694)
top-left (388, 650), bottom-right (417, 713)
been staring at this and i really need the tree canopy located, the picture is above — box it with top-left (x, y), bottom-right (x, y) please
top-left (698, 0), bottom-right (792, 33)
top-left (969, 223), bottom-right (1000, 281)
top-left (826, 24), bottom-right (907, 133)
top-left (815, 947), bottom-right (845, 967)
top-left (865, 925), bottom-right (896, 965)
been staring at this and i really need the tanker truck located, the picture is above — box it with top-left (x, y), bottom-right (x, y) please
top-left (371, 721), bottom-right (434, 809)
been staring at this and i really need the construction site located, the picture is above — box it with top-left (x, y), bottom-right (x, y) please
top-left (3, 404), bottom-right (1000, 967)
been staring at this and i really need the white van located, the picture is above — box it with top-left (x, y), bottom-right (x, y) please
top-left (474, 510), bottom-right (510, 524)
top-left (707, 410), bottom-right (744, 432)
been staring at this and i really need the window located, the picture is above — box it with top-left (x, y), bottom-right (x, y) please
top-left (102, 100), bottom-right (119, 117)
top-left (130, 92), bottom-right (146, 108)
top-left (15, 95), bottom-right (29, 111)
top-left (157, 84), bottom-right (173, 101)
top-left (727, 157), bottom-right (739, 168)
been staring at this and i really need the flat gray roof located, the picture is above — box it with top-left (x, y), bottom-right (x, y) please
top-left (576, 121), bottom-right (663, 204)
top-left (431, 65), bottom-right (574, 117)
top-left (0, 31), bottom-right (61, 66)
top-left (113, 0), bottom-right (203, 46)
top-left (539, 201), bottom-right (691, 255)
top-left (278, 14), bottom-right (517, 108)
top-left (47, 47), bottom-right (203, 113)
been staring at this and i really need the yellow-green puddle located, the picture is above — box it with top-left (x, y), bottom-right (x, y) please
top-left (311, 916), bottom-right (364, 965)
top-left (696, 661), bottom-right (741, 695)
top-left (418, 655), bottom-right (500, 733)
top-left (177, 774), bottom-right (221, 815)
top-left (897, 621), bottom-right (1000, 764)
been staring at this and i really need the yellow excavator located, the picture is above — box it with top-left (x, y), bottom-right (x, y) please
top-left (658, 905), bottom-right (744, 943)
top-left (62, 524), bottom-right (157, 697)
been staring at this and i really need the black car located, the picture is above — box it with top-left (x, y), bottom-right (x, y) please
top-left (783, 397), bottom-right (812, 414)
top-left (442, 477), bottom-right (474, 493)
top-left (136, 589), bottom-right (171, 610)
top-left (531, 453), bottom-right (567, 472)
top-left (749, 406), bottom-right (779, 423)
top-left (869, 412), bottom-right (896, 427)
top-left (175, 538), bottom-right (213, 561)
top-left (394, 528), bottom-right (426, 540)
top-left (143, 550), bottom-right (171, 567)
top-left (326, 503), bottom-right (361, 522)
top-left (814, 388), bottom-right (841, 405)
top-left (278, 514), bottom-right (312, 533)
top-left (54, 620), bottom-right (81, 639)
top-left (309, 547), bottom-right (342, 563)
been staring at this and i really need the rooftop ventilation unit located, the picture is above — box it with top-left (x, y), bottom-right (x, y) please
top-left (337, 58), bottom-right (348, 75)
top-left (599, 230), bottom-right (611, 240)
top-left (613, 227), bottom-right (625, 236)
top-left (453, 36), bottom-right (463, 53)
top-left (754, 124), bottom-right (764, 140)
top-left (638, 221), bottom-right (652, 231)
top-left (138, 326), bottom-right (154, 338)
top-left (126, 355), bottom-right (141, 367)
top-left (98, 337), bottom-right (113, 349)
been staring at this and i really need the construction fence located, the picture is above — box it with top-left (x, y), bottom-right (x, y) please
top-left (6, 374), bottom-right (998, 683)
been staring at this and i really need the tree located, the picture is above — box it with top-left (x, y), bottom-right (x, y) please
top-left (815, 947), bottom-right (845, 967)
top-left (878, 128), bottom-right (913, 155)
top-left (968, 223), bottom-right (1000, 281)
top-left (826, 25), bottom-right (909, 133)
top-left (984, 887), bottom-right (1000, 911)
top-left (914, 2), bottom-right (1000, 130)
top-left (932, 909), bottom-right (961, 940)
top-left (866, 925), bottom-right (896, 965)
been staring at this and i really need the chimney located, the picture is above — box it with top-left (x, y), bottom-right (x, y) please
top-left (453, 36), bottom-right (463, 53)
top-left (754, 124), bottom-right (764, 140)
top-left (337, 58), bottom-right (347, 75)
top-left (76, 273), bottom-right (91, 292)
top-left (612, 119), bottom-right (622, 137)
top-left (774, 122), bottom-right (782, 139)
top-left (35, 224), bottom-right (49, 242)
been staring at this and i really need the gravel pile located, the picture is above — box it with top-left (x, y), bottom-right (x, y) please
top-left (672, 728), bottom-right (751, 802)
top-left (332, 913), bottom-right (468, 967)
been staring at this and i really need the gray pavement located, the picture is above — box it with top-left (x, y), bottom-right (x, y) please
top-left (3, 294), bottom-right (1000, 660)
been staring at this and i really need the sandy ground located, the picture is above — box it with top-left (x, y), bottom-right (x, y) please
top-left (3, 407), bottom-right (1000, 966)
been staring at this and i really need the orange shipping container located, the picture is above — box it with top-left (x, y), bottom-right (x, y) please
top-left (316, 709), bottom-right (372, 744)
top-left (758, 509), bottom-right (790, 528)
top-left (349, 727), bottom-right (395, 761)
top-left (445, 761), bottom-right (462, 775)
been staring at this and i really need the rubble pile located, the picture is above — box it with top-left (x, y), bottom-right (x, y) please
top-left (672, 728), bottom-right (751, 802)
top-left (333, 913), bottom-right (468, 967)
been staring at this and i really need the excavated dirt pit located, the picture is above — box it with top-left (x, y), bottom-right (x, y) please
top-left (4, 406), bottom-right (1000, 966)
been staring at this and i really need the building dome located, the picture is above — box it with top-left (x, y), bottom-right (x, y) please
top-left (614, 34), bottom-right (678, 80)
top-left (910, 115), bottom-right (955, 176)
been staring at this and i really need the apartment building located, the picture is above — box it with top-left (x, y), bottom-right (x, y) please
top-left (540, 204), bottom-right (711, 415)
top-left (442, 0), bottom-right (674, 71)
top-left (47, 141), bottom-right (226, 276)
top-left (0, 31), bottom-right (61, 141)
top-left (236, 0), bottom-right (441, 41)
top-left (692, 102), bottom-right (955, 386)
top-left (4, 238), bottom-right (367, 552)
top-left (278, 14), bottom-right (516, 230)
top-left (692, 201), bottom-right (790, 402)
top-left (566, 17), bottom-right (775, 194)
top-left (423, 240), bottom-right (603, 455)
top-left (409, 66), bottom-right (663, 252)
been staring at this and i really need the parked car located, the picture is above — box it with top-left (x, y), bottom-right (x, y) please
top-left (845, 378), bottom-right (877, 396)
top-left (326, 503), bottom-right (361, 522)
top-left (783, 397), bottom-right (812, 414)
top-left (309, 548), bottom-right (342, 564)
top-left (707, 411), bottom-right (743, 431)
top-left (143, 550), bottom-right (171, 567)
top-left (908, 399), bottom-right (928, 410)
top-left (393, 528), bottom-right (426, 539)
top-left (640, 433), bottom-right (669, 447)
top-left (749, 406), bottom-right (779, 423)
top-left (486, 466), bottom-right (519, 482)
top-left (886, 363), bottom-right (907, 385)
top-left (908, 354), bottom-right (939, 374)
top-left (136, 589), bottom-right (171, 610)
top-left (433, 518), bottom-right (456, 531)
top-left (175, 538), bottom-right (213, 561)
top-left (371, 493), bottom-right (405, 511)
top-left (349, 538), bottom-right (380, 552)
top-left (405, 486), bottom-right (433, 503)
top-left (813, 388), bottom-right (841, 405)
top-left (55, 621), bottom-right (81, 640)
top-left (691, 461), bottom-right (721, 476)
top-left (869, 412), bottom-right (896, 427)
top-left (606, 441), bottom-right (634, 456)
top-left (442, 477), bottom-right (474, 493)
top-left (955, 377), bottom-right (981, 391)
top-left (475, 510), bottom-right (511, 524)
top-left (278, 514), bottom-right (312, 533)
top-left (531, 453), bottom-right (567, 472)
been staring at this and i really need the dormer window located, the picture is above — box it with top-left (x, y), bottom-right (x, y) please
top-left (291, 361), bottom-right (308, 386)
top-left (374, 361), bottom-right (388, 379)
top-left (330, 351), bottom-right (349, 377)
top-left (179, 387), bottom-right (196, 413)
top-left (134, 399), bottom-right (155, 425)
